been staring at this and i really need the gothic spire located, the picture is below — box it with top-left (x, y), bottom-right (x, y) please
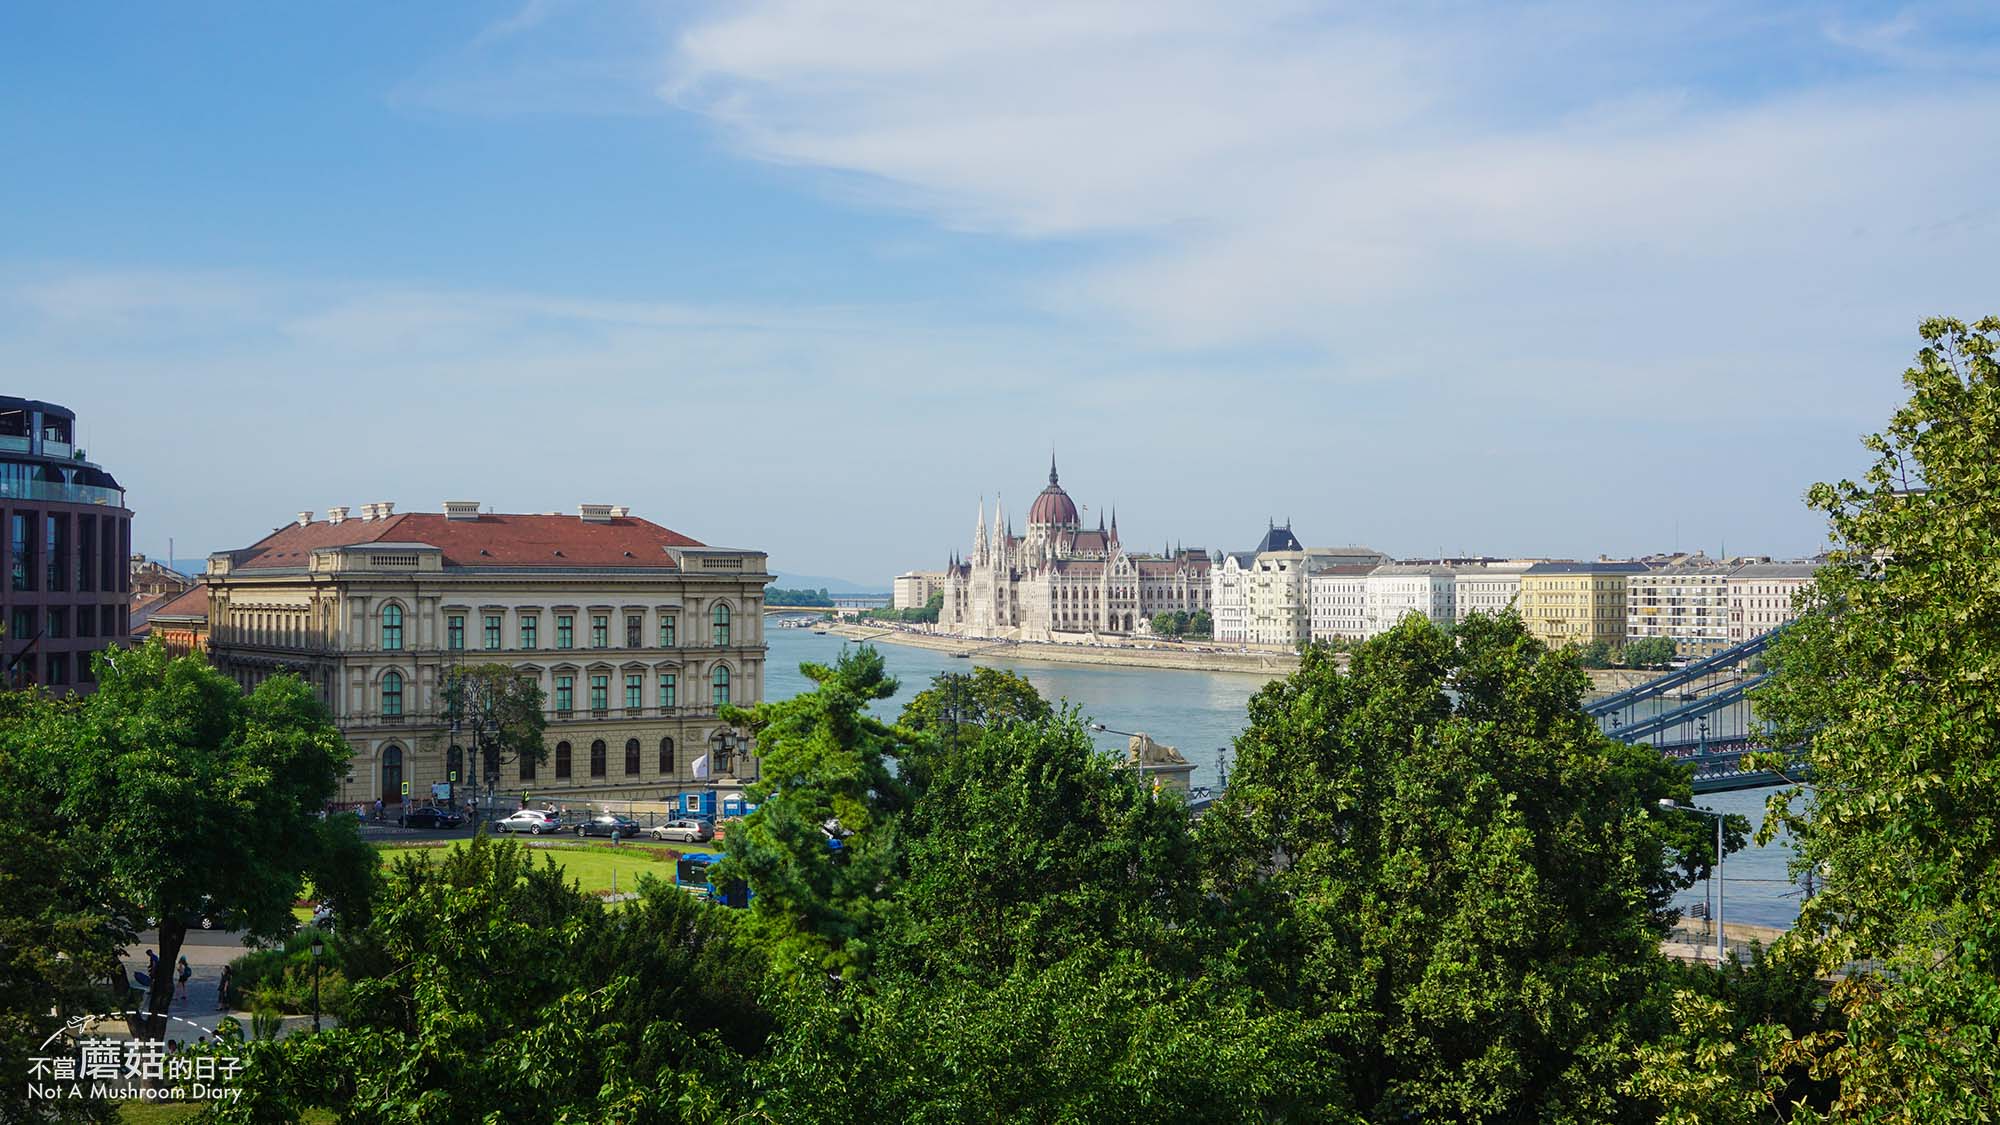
top-left (1049, 451), bottom-right (1059, 486)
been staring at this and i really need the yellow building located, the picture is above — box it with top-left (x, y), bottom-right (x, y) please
top-left (1517, 561), bottom-right (1648, 650)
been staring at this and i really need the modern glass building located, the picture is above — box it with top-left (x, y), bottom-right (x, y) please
top-left (0, 396), bottom-right (132, 693)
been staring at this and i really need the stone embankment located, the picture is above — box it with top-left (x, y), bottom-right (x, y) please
top-left (824, 624), bottom-right (1302, 677)
top-left (825, 625), bottom-right (1654, 697)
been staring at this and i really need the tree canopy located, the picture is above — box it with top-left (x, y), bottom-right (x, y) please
top-left (16, 641), bottom-right (351, 1037)
top-left (1202, 611), bottom-right (1704, 1122)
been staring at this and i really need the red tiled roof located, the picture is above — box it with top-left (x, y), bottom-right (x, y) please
top-left (231, 513), bottom-right (706, 570)
top-left (148, 584), bottom-right (210, 620)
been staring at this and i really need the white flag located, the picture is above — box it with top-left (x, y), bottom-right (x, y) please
top-left (691, 753), bottom-right (710, 779)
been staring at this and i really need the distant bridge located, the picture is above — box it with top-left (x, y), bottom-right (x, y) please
top-left (1587, 629), bottom-right (1806, 794)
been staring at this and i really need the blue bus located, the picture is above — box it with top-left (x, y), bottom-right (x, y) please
top-left (674, 852), bottom-right (750, 908)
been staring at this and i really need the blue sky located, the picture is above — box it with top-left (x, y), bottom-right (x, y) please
top-left (6, 1), bottom-right (1997, 583)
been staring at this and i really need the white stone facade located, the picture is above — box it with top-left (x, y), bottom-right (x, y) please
top-left (1725, 561), bottom-right (1817, 644)
top-left (1364, 565), bottom-right (1458, 637)
top-left (939, 460), bottom-right (1211, 641)
top-left (1307, 569), bottom-right (1371, 641)
top-left (1454, 563), bottom-right (1535, 622)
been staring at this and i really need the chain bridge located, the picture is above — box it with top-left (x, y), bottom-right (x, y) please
top-left (1586, 630), bottom-right (1806, 794)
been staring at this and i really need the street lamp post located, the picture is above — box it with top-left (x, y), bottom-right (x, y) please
top-left (1659, 799), bottom-right (1727, 965)
top-left (711, 728), bottom-right (737, 776)
top-left (309, 936), bottom-right (324, 1033)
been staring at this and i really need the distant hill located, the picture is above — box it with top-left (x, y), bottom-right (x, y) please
top-left (771, 572), bottom-right (886, 596)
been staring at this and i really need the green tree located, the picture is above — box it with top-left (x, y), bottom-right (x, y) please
top-left (898, 667), bottom-right (1051, 739)
top-left (20, 641), bottom-right (349, 1038)
top-left (1624, 636), bottom-right (1679, 669)
top-left (437, 661), bottom-right (548, 785)
top-left (1574, 638), bottom-right (1615, 668)
top-left (1149, 610), bottom-right (1178, 636)
top-left (217, 837), bottom-right (767, 1123)
top-left (754, 712), bottom-right (1312, 1123)
top-left (1187, 608), bottom-right (1213, 639)
top-left (718, 646), bottom-right (907, 980)
top-left (1736, 316), bottom-right (2000, 1121)
top-left (1201, 612), bottom-right (1701, 1122)
top-left (0, 689), bottom-right (131, 1122)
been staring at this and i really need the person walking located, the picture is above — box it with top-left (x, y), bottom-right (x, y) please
top-left (146, 948), bottom-right (159, 980)
top-left (176, 956), bottom-right (192, 1002)
top-left (217, 964), bottom-right (233, 1010)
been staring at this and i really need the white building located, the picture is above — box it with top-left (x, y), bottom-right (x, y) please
top-left (892, 571), bottom-right (947, 610)
top-left (1213, 526), bottom-right (1386, 649)
top-left (1363, 564), bottom-right (1458, 638)
top-left (1726, 561), bottom-right (1817, 644)
top-left (1454, 561), bottom-right (1537, 623)
top-left (1627, 557), bottom-right (1734, 657)
top-left (1307, 565), bottom-right (1374, 642)
top-left (1210, 550), bottom-right (1255, 645)
top-left (939, 459), bottom-right (1211, 640)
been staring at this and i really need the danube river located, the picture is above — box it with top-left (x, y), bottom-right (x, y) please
top-left (763, 626), bottom-right (1806, 929)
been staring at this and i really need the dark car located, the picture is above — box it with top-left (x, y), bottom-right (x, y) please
top-left (576, 814), bottom-right (642, 839)
top-left (404, 806), bottom-right (466, 830)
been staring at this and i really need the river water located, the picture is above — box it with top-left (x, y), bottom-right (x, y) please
top-left (763, 627), bottom-right (1806, 928)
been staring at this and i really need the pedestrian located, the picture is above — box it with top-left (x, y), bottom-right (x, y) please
top-left (147, 948), bottom-right (159, 978)
top-left (176, 956), bottom-right (192, 1001)
top-left (373, 797), bottom-right (384, 822)
top-left (217, 965), bottom-right (233, 1010)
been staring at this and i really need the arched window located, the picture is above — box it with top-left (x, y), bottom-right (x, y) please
top-left (381, 671), bottom-right (403, 717)
top-left (590, 740), bottom-right (607, 777)
top-left (624, 738), bottom-right (640, 775)
top-left (447, 745), bottom-right (464, 783)
top-left (381, 745), bottom-right (404, 804)
top-left (658, 737), bottom-right (674, 774)
top-left (519, 749), bottom-right (537, 782)
top-left (555, 741), bottom-right (572, 779)
top-left (710, 665), bottom-right (730, 707)
top-left (381, 604), bottom-right (403, 651)
top-left (711, 603), bottom-right (731, 646)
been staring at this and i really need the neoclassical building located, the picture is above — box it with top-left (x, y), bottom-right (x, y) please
top-left (203, 500), bottom-right (770, 807)
top-left (939, 459), bottom-right (1210, 640)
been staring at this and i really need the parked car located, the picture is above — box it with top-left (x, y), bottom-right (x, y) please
top-left (649, 818), bottom-right (714, 844)
top-left (494, 809), bottom-right (560, 835)
top-left (404, 806), bottom-right (466, 830)
top-left (576, 814), bottom-right (643, 839)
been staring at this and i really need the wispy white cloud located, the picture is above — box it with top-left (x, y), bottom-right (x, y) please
top-left (664, 0), bottom-right (2000, 371)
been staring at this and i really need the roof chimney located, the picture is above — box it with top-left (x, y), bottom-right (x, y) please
top-left (376, 501), bottom-right (394, 518)
top-left (443, 500), bottom-right (481, 521)
top-left (296, 511), bottom-right (313, 527)
top-left (357, 504), bottom-right (376, 522)
top-left (609, 505), bottom-right (630, 518)
top-left (577, 503), bottom-right (614, 523)
top-left (326, 506), bottom-right (348, 525)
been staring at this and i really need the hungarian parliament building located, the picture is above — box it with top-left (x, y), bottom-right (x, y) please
top-left (939, 459), bottom-right (1212, 640)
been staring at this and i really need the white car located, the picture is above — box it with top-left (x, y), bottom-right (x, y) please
top-left (494, 809), bottom-right (560, 835)
top-left (650, 818), bottom-right (715, 844)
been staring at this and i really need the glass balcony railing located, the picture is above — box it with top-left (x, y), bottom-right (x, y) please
top-left (0, 479), bottom-right (125, 506)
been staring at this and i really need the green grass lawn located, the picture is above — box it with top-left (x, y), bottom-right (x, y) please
top-left (373, 840), bottom-right (719, 896)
